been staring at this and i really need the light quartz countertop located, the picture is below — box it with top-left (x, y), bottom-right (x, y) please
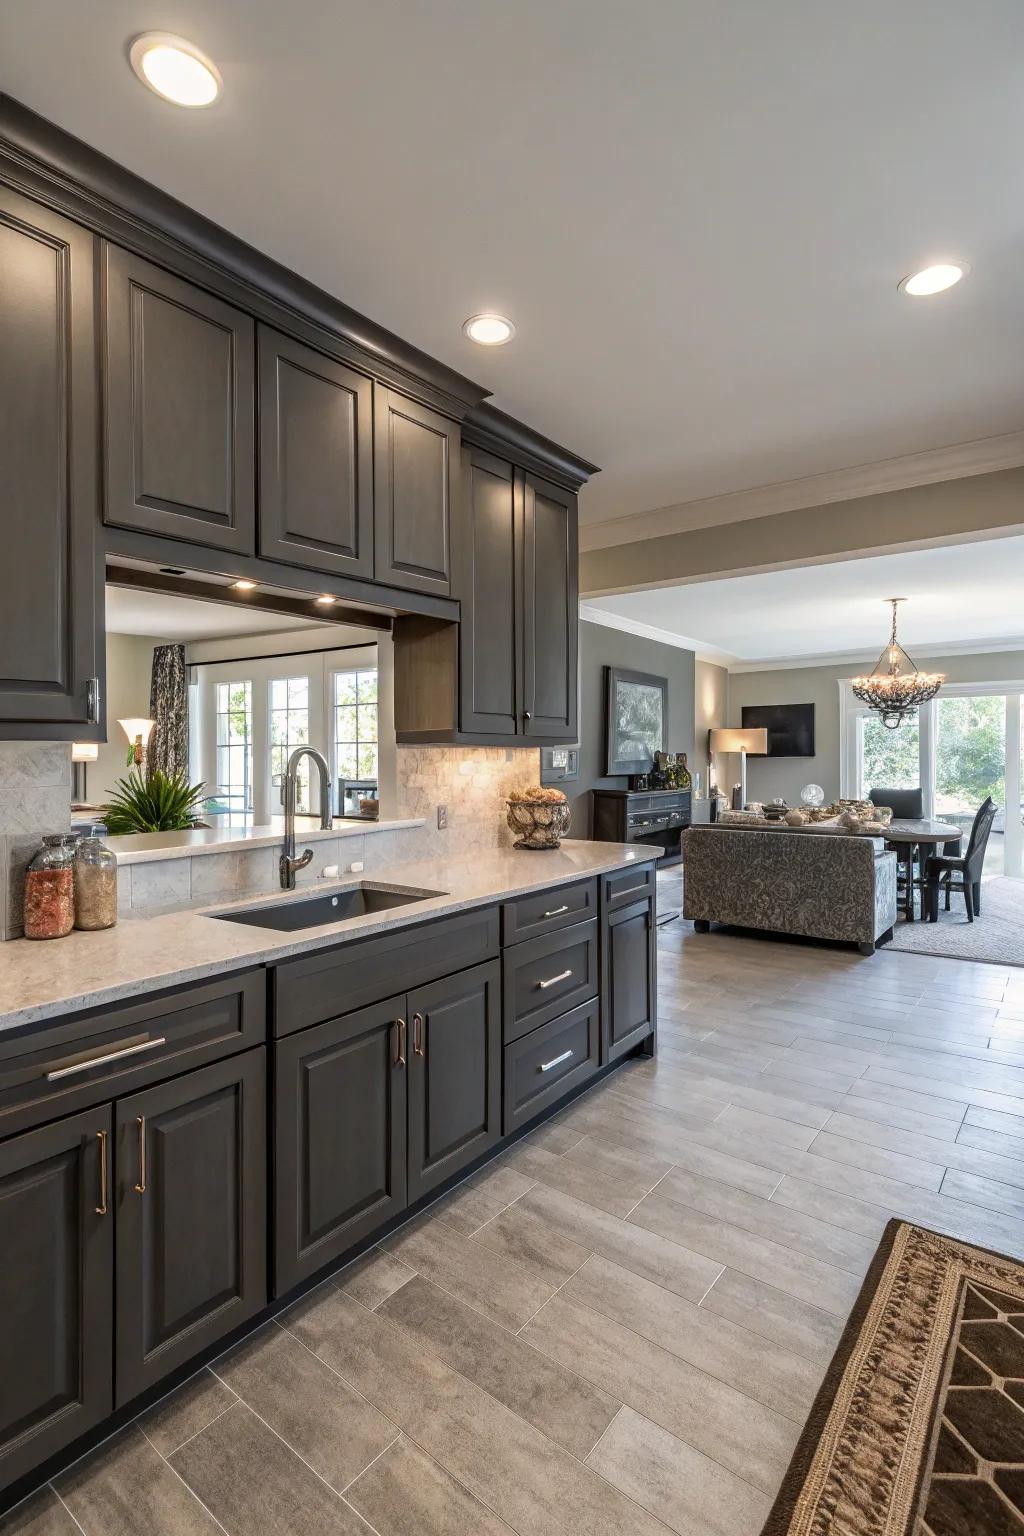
top-left (0, 841), bottom-right (658, 1034)
top-left (99, 816), bottom-right (426, 866)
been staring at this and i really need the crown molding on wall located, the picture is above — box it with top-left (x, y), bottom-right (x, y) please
top-left (729, 634), bottom-right (1024, 674)
top-left (579, 604), bottom-right (737, 668)
top-left (580, 430), bottom-right (1024, 552)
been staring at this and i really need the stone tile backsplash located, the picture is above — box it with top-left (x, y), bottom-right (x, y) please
top-left (0, 743), bottom-right (72, 939)
top-left (393, 746), bottom-right (541, 859)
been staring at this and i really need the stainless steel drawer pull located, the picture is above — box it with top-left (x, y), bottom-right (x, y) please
top-left (537, 969), bottom-right (572, 990)
top-left (542, 905), bottom-right (570, 918)
top-left (46, 1037), bottom-right (167, 1082)
top-left (539, 1049), bottom-right (574, 1073)
top-left (614, 883), bottom-right (648, 899)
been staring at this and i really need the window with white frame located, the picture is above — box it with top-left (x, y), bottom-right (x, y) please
top-left (212, 680), bottom-right (253, 826)
top-left (332, 668), bottom-right (378, 794)
top-left (270, 675), bottom-right (311, 813)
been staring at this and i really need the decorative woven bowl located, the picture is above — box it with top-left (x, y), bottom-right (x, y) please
top-left (505, 798), bottom-right (572, 850)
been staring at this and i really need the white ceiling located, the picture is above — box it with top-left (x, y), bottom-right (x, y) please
top-left (3, 1), bottom-right (1022, 530)
top-left (105, 586), bottom-right (325, 641)
top-left (584, 535), bottom-right (1024, 665)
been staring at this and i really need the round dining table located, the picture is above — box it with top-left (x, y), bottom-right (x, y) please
top-left (881, 818), bottom-right (963, 922)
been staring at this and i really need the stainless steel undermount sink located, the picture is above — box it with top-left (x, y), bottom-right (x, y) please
top-left (206, 882), bottom-right (446, 932)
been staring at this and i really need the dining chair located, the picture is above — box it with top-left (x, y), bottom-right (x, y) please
top-left (869, 787), bottom-right (924, 818)
top-left (924, 797), bottom-right (998, 923)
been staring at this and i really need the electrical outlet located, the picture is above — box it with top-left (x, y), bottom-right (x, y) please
top-left (437, 804), bottom-right (448, 830)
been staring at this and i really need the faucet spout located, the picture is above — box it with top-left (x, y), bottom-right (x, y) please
top-left (280, 746), bottom-right (333, 890)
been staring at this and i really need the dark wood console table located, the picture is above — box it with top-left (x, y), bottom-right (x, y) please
top-left (593, 788), bottom-right (691, 867)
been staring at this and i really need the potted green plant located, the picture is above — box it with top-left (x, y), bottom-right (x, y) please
top-left (101, 767), bottom-right (208, 835)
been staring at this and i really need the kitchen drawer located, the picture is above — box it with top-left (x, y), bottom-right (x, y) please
top-left (502, 878), bottom-right (597, 946)
top-left (502, 919), bottom-right (598, 1044)
top-left (0, 970), bottom-right (266, 1141)
top-left (503, 998), bottom-right (599, 1135)
top-left (273, 905), bottom-right (500, 1037)
top-left (601, 861), bottom-right (657, 912)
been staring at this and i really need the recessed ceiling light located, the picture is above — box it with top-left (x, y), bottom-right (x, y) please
top-left (898, 262), bottom-right (968, 297)
top-left (314, 594), bottom-right (337, 606)
top-left (463, 313), bottom-right (516, 346)
top-left (129, 33), bottom-right (221, 107)
top-left (231, 579), bottom-right (257, 592)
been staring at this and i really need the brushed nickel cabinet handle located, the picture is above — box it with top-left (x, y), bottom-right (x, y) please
top-left (134, 1116), bottom-right (147, 1194)
top-left (539, 1049), bottom-right (573, 1073)
top-left (412, 1012), bottom-right (425, 1057)
top-left (613, 883), bottom-right (648, 899)
top-left (46, 1037), bottom-right (166, 1082)
top-left (96, 1130), bottom-right (108, 1216)
top-left (542, 905), bottom-right (570, 918)
top-left (537, 969), bottom-right (572, 990)
top-left (87, 676), bottom-right (101, 724)
top-left (393, 1019), bottom-right (407, 1069)
top-left (523, 710), bottom-right (532, 721)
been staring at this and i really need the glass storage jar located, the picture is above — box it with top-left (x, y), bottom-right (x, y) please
top-left (74, 827), bottom-right (118, 930)
top-left (23, 834), bottom-right (77, 940)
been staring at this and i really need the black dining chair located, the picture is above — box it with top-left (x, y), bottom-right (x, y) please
top-left (869, 787), bottom-right (924, 818)
top-left (924, 797), bottom-right (998, 923)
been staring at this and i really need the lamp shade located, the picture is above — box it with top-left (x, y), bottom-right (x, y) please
top-left (118, 717), bottom-right (155, 746)
top-left (71, 742), bottom-right (99, 763)
top-left (708, 727), bottom-right (768, 755)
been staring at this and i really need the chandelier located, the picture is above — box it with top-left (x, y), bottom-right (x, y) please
top-left (851, 599), bottom-right (944, 730)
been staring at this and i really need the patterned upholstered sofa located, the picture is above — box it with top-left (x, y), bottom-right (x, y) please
top-left (682, 825), bottom-right (898, 954)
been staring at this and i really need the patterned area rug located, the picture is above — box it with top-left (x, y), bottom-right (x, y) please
top-left (762, 1221), bottom-right (1024, 1535)
top-left (888, 877), bottom-right (1024, 967)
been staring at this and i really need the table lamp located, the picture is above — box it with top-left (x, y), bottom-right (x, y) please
top-left (708, 727), bottom-right (768, 810)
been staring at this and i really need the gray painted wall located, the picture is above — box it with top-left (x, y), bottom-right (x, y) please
top-left (729, 648), bottom-right (1024, 804)
top-left (566, 621), bottom-right (695, 836)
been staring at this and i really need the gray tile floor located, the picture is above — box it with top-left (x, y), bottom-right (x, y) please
top-left (9, 873), bottom-right (1024, 1536)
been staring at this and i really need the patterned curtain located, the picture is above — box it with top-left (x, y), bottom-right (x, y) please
top-left (148, 645), bottom-right (189, 778)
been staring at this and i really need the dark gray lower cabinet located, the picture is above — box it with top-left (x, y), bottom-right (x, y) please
top-left (274, 998), bottom-right (407, 1294)
top-left (601, 895), bottom-right (657, 1064)
top-left (407, 960), bottom-right (501, 1203)
top-left (115, 1050), bottom-right (266, 1403)
top-left (0, 1106), bottom-right (113, 1491)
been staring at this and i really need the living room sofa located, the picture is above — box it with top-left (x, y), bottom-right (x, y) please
top-left (682, 824), bottom-right (898, 954)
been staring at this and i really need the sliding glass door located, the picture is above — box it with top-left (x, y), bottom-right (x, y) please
top-left (843, 681), bottom-right (1023, 878)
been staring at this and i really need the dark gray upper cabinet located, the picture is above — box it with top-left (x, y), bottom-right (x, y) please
top-left (274, 997), bottom-right (407, 1295)
top-left (522, 472), bottom-right (579, 739)
top-left (114, 1049), bottom-right (266, 1404)
top-left (0, 1105), bottom-right (113, 1490)
top-left (457, 447), bottom-right (521, 736)
top-left (374, 387), bottom-right (458, 596)
top-left (0, 186), bottom-right (101, 731)
top-left (258, 326), bottom-right (374, 578)
top-left (407, 960), bottom-right (501, 1203)
top-left (103, 245), bottom-right (256, 554)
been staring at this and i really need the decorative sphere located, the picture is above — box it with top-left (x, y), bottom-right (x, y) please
top-left (784, 809), bottom-right (807, 827)
top-left (800, 783), bottom-right (825, 807)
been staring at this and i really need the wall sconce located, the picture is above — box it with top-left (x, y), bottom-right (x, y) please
top-left (71, 741), bottom-right (99, 804)
top-left (708, 727), bottom-right (768, 809)
top-left (119, 717), bottom-right (155, 768)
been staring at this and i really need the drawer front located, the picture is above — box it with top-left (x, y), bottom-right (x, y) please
top-left (0, 970), bottom-right (266, 1141)
top-left (503, 998), bottom-right (599, 1135)
top-left (601, 862), bottom-right (657, 911)
top-left (502, 878), bottom-right (597, 946)
top-left (502, 919), bottom-right (598, 1044)
top-left (273, 905), bottom-right (500, 1037)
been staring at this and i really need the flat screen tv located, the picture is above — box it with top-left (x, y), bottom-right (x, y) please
top-left (741, 703), bottom-right (815, 758)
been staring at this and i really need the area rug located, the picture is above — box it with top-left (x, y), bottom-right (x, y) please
top-left (761, 1220), bottom-right (1024, 1536)
top-left (887, 877), bottom-right (1024, 967)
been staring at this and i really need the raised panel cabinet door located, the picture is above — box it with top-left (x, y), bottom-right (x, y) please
top-left (407, 959), bottom-right (501, 1203)
top-left (114, 1050), bottom-right (266, 1405)
top-left (456, 446), bottom-right (520, 736)
top-left (258, 326), bottom-right (374, 578)
top-left (521, 472), bottom-right (578, 739)
top-left (0, 186), bottom-right (101, 729)
top-left (103, 245), bottom-right (256, 553)
top-left (0, 1105), bottom-right (112, 1494)
top-left (601, 896), bottom-right (657, 1065)
top-left (374, 387), bottom-right (457, 596)
top-left (273, 998), bottom-right (408, 1294)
